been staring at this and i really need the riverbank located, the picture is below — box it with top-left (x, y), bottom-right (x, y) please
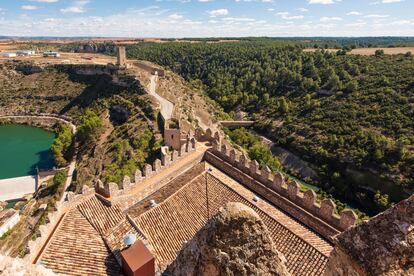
top-left (0, 114), bottom-right (76, 134)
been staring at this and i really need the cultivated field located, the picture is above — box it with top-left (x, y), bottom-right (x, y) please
top-left (0, 51), bottom-right (115, 65)
top-left (304, 47), bottom-right (414, 55)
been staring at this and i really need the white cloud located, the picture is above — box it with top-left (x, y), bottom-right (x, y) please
top-left (235, 0), bottom-right (274, 2)
top-left (389, 20), bottom-right (411, 25)
top-left (222, 17), bottom-right (255, 22)
top-left (308, 0), bottom-right (340, 4)
top-left (346, 22), bottom-right (367, 27)
top-left (364, 14), bottom-right (389, 18)
top-left (60, 1), bottom-right (89, 13)
top-left (208, 9), bottom-right (228, 17)
top-left (382, 0), bottom-right (403, 3)
top-left (347, 11), bottom-right (362, 16)
top-left (30, 0), bottom-right (59, 2)
top-left (21, 5), bottom-right (39, 10)
top-left (0, 2), bottom-right (413, 38)
top-left (320, 16), bottom-right (342, 22)
top-left (277, 12), bottom-right (304, 20)
top-left (168, 13), bottom-right (183, 20)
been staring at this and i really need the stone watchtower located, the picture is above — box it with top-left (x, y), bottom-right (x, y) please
top-left (117, 46), bottom-right (127, 68)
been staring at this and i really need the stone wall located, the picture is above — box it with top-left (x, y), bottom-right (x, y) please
top-left (195, 127), bottom-right (221, 144)
top-left (0, 113), bottom-right (75, 128)
top-left (94, 137), bottom-right (197, 203)
top-left (132, 61), bottom-right (165, 77)
top-left (204, 141), bottom-right (357, 241)
top-left (164, 128), bottom-right (183, 151)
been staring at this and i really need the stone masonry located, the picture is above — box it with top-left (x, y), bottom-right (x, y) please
top-left (325, 194), bottom-right (414, 276)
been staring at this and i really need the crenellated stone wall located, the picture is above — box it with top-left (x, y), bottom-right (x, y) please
top-left (94, 137), bottom-right (197, 201)
top-left (204, 140), bottom-right (357, 241)
top-left (194, 127), bottom-right (222, 145)
top-left (27, 186), bottom-right (95, 264)
top-left (131, 61), bottom-right (165, 77)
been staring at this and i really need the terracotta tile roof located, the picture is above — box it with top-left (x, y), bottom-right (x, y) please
top-left (126, 162), bottom-right (206, 218)
top-left (40, 208), bottom-right (121, 276)
top-left (77, 196), bottom-right (124, 236)
top-left (133, 173), bottom-right (332, 275)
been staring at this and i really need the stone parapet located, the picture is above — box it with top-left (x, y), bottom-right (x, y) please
top-left (94, 136), bottom-right (197, 200)
top-left (114, 154), bottom-right (206, 211)
top-left (204, 144), bottom-right (357, 241)
top-left (195, 127), bottom-right (222, 143)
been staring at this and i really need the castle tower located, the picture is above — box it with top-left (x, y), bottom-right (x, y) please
top-left (117, 46), bottom-right (127, 68)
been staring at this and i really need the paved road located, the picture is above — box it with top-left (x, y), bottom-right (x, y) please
top-left (148, 75), bottom-right (174, 121)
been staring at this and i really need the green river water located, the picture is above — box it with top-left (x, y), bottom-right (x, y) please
top-left (0, 124), bottom-right (56, 179)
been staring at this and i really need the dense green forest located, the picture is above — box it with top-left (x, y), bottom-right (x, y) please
top-left (166, 37), bottom-right (414, 48)
top-left (126, 42), bottom-right (414, 214)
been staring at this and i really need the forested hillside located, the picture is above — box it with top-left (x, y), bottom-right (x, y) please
top-left (127, 42), bottom-right (414, 214)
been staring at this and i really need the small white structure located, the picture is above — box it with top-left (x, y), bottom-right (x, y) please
top-left (0, 209), bottom-right (20, 237)
top-left (1, 52), bottom-right (17, 58)
top-left (123, 233), bottom-right (137, 247)
top-left (43, 51), bottom-right (60, 58)
top-left (16, 50), bottom-right (36, 56)
top-left (149, 199), bottom-right (157, 208)
top-left (0, 175), bottom-right (37, 201)
top-left (39, 203), bottom-right (48, 211)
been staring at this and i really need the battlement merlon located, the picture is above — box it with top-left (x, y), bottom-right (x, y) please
top-left (208, 140), bottom-right (358, 238)
top-left (93, 132), bottom-right (196, 200)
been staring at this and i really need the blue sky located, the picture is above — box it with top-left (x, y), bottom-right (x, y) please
top-left (0, 0), bottom-right (413, 37)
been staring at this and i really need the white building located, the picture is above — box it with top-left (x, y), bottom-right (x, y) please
top-left (16, 50), bottom-right (36, 56)
top-left (43, 51), bottom-right (60, 58)
top-left (0, 209), bottom-right (20, 237)
top-left (1, 52), bottom-right (17, 58)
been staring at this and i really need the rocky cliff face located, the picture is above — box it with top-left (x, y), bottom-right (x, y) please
top-left (164, 202), bottom-right (290, 276)
top-left (66, 43), bottom-right (116, 54)
top-left (325, 194), bottom-right (414, 276)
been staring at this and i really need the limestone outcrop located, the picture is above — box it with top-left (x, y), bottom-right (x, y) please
top-left (325, 194), bottom-right (414, 276)
top-left (66, 43), bottom-right (116, 54)
top-left (164, 202), bottom-right (290, 276)
top-left (0, 255), bottom-right (57, 275)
